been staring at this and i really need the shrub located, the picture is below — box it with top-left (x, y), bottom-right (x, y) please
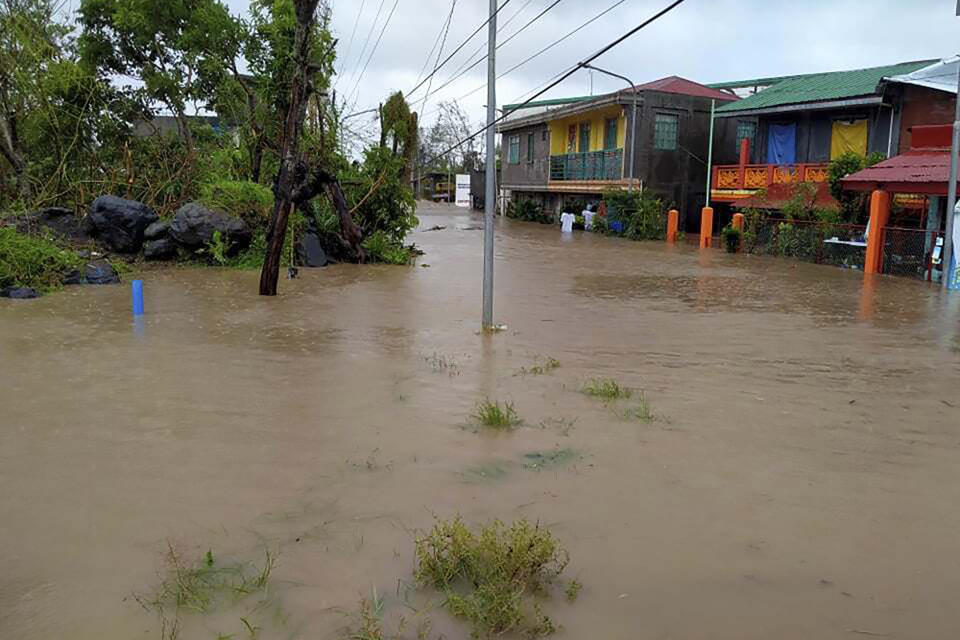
top-left (0, 227), bottom-right (82, 291)
top-left (507, 199), bottom-right (553, 224)
top-left (362, 230), bottom-right (415, 265)
top-left (721, 225), bottom-right (742, 253)
top-left (600, 189), bottom-right (666, 240)
top-left (199, 180), bottom-right (274, 229)
top-left (827, 151), bottom-right (885, 223)
top-left (414, 517), bottom-right (572, 638)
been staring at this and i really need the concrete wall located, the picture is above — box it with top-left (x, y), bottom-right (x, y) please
top-left (634, 91), bottom-right (739, 229)
top-left (501, 123), bottom-right (550, 188)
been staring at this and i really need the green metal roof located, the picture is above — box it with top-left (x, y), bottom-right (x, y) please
top-left (715, 60), bottom-right (937, 113)
top-left (502, 95), bottom-right (594, 112)
top-left (707, 74), bottom-right (807, 90)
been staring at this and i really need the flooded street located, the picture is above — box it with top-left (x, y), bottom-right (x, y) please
top-left (3, 201), bottom-right (960, 640)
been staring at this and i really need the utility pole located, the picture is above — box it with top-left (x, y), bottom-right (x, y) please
top-left (944, 54), bottom-right (960, 290)
top-left (482, 0), bottom-right (497, 328)
top-left (705, 99), bottom-right (716, 209)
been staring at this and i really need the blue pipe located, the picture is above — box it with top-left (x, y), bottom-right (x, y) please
top-left (131, 279), bottom-right (145, 316)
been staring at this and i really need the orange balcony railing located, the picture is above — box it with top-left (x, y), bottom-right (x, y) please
top-left (712, 163), bottom-right (830, 192)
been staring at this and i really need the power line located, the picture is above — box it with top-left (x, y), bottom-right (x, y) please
top-left (418, 0), bottom-right (458, 117)
top-left (334, 0), bottom-right (367, 88)
top-left (423, 0), bottom-right (536, 93)
top-left (406, 0), bottom-right (513, 98)
top-left (421, 0), bottom-right (631, 121)
top-left (423, 0), bottom-right (688, 167)
top-left (341, 0), bottom-right (387, 96)
top-left (345, 0), bottom-right (402, 110)
top-left (413, 0), bottom-right (457, 89)
top-left (408, 0), bottom-right (564, 105)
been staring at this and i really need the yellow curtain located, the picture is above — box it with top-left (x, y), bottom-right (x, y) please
top-left (830, 120), bottom-right (868, 159)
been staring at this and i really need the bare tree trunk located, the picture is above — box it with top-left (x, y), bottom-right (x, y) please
top-left (0, 115), bottom-right (29, 199)
top-left (259, 0), bottom-right (321, 296)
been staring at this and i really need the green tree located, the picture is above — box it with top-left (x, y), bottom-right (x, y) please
top-left (78, 0), bottom-right (244, 153)
top-left (828, 151), bottom-right (885, 223)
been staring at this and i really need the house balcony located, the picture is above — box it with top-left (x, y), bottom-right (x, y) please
top-left (550, 150), bottom-right (623, 182)
top-left (711, 162), bottom-right (830, 202)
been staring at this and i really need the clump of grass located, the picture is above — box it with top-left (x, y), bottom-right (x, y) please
top-left (0, 226), bottom-right (82, 292)
top-left (581, 378), bottom-right (632, 400)
top-left (518, 356), bottom-right (561, 376)
top-left (564, 580), bottom-right (582, 602)
top-left (619, 392), bottom-right (654, 423)
top-left (137, 541), bottom-right (276, 638)
top-left (471, 400), bottom-right (522, 429)
top-left (414, 517), bottom-right (572, 638)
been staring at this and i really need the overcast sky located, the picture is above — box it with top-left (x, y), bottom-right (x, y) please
top-left (232, 0), bottom-right (955, 138)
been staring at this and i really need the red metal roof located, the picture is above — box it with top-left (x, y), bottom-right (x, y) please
top-left (843, 124), bottom-right (959, 195)
top-left (634, 76), bottom-right (739, 102)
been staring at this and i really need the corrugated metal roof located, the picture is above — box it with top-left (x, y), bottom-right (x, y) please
top-left (716, 60), bottom-right (937, 113)
top-left (843, 124), bottom-right (957, 192)
top-left (634, 76), bottom-right (738, 101)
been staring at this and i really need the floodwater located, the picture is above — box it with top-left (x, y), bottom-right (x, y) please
top-left (2, 201), bottom-right (960, 640)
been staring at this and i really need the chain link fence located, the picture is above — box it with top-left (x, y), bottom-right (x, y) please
top-left (881, 227), bottom-right (942, 281)
top-left (742, 218), bottom-right (868, 270)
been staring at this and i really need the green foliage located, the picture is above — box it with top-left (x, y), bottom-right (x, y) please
top-left (507, 199), bottom-right (553, 224)
top-left (471, 400), bottom-right (522, 429)
top-left (0, 226), bottom-right (82, 291)
top-left (414, 517), bottom-right (571, 638)
top-left (600, 189), bottom-right (666, 240)
top-left (199, 180), bottom-right (274, 229)
top-left (781, 181), bottom-right (838, 223)
top-left (517, 356), bottom-right (560, 376)
top-left (721, 224), bottom-right (742, 253)
top-left (362, 231), bottom-right (415, 265)
top-left (582, 378), bottom-right (632, 400)
top-left (827, 151), bottom-right (885, 223)
top-left (344, 146), bottom-right (418, 244)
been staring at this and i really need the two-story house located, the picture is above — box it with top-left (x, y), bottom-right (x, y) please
top-left (709, 60), bottom-right (937, 210)
top-left (498, 77), bottom-right (739, 229)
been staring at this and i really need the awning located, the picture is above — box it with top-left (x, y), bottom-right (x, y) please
top-left (884, 56), bottom-right (960, 95)
top-left (842, 124), bottom-right (960, 195)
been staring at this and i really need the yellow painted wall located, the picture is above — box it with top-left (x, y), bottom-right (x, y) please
top-left (548, 105), bottom-right (626, 155)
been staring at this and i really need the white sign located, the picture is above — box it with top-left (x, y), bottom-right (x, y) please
top-left (455, 174), bottom-right (471, 208)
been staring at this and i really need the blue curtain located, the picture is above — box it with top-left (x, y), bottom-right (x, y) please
top-left (767, 123), bottom-right (797, 165)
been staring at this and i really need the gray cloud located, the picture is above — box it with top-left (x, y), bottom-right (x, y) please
top-left (229, 0), bottom-right (952, 133)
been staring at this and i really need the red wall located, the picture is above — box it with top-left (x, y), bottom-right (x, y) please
top-left (899, 85), bottom-right (956, 153)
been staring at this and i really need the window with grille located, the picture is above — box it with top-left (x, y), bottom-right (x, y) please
top-left (604, 117), bottom-right (618, 150)
top-left (736, 121), bottom-right (757, 151)
top-left (508, 135), bottom-right (520, 164)
top-left (527, 132), bottom-right (534, 162)
top-left (654, 113), bottom-right (679, 150)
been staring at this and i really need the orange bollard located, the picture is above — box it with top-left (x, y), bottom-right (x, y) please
top-left (864, 190), bottom-right (891, 275)
top-left (699, 207), bottom-right (714, 249)
top-left (666, 209), bottom-right (679, 243)
top-left (732, 212), bottom-right (745, 231)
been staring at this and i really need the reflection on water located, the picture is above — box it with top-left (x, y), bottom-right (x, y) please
top-left (2, 203), bottom-right (960, 640)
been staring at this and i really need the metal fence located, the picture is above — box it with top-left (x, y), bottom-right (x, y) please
top-left (881, 227), bottom-right (942, 281)
top-left (549, 150), bottom-right (623, 181)
top-left (742, 218), bottom-right (868, 270)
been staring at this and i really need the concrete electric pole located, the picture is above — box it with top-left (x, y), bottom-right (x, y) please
top-left (482, 0), bottom-right (497, 328)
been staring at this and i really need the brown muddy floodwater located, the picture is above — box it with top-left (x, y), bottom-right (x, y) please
top-left (2, 202), bottom-right (960, 640)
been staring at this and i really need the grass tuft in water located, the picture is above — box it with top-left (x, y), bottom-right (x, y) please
top-left (137, 541), bottom-right (276, 639)
top-left (565, 580), bottom-right (582, 602)
top-left (581, 378), bottom-right (632, 400)
top-left (619, 392), bottom-right (654, 423)
top-left (414, 517), bottom-right (572, 638)
top-left (472, 400), bottom-right (522, 429)
top-left (518, 356), bottom-right (561, 376)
